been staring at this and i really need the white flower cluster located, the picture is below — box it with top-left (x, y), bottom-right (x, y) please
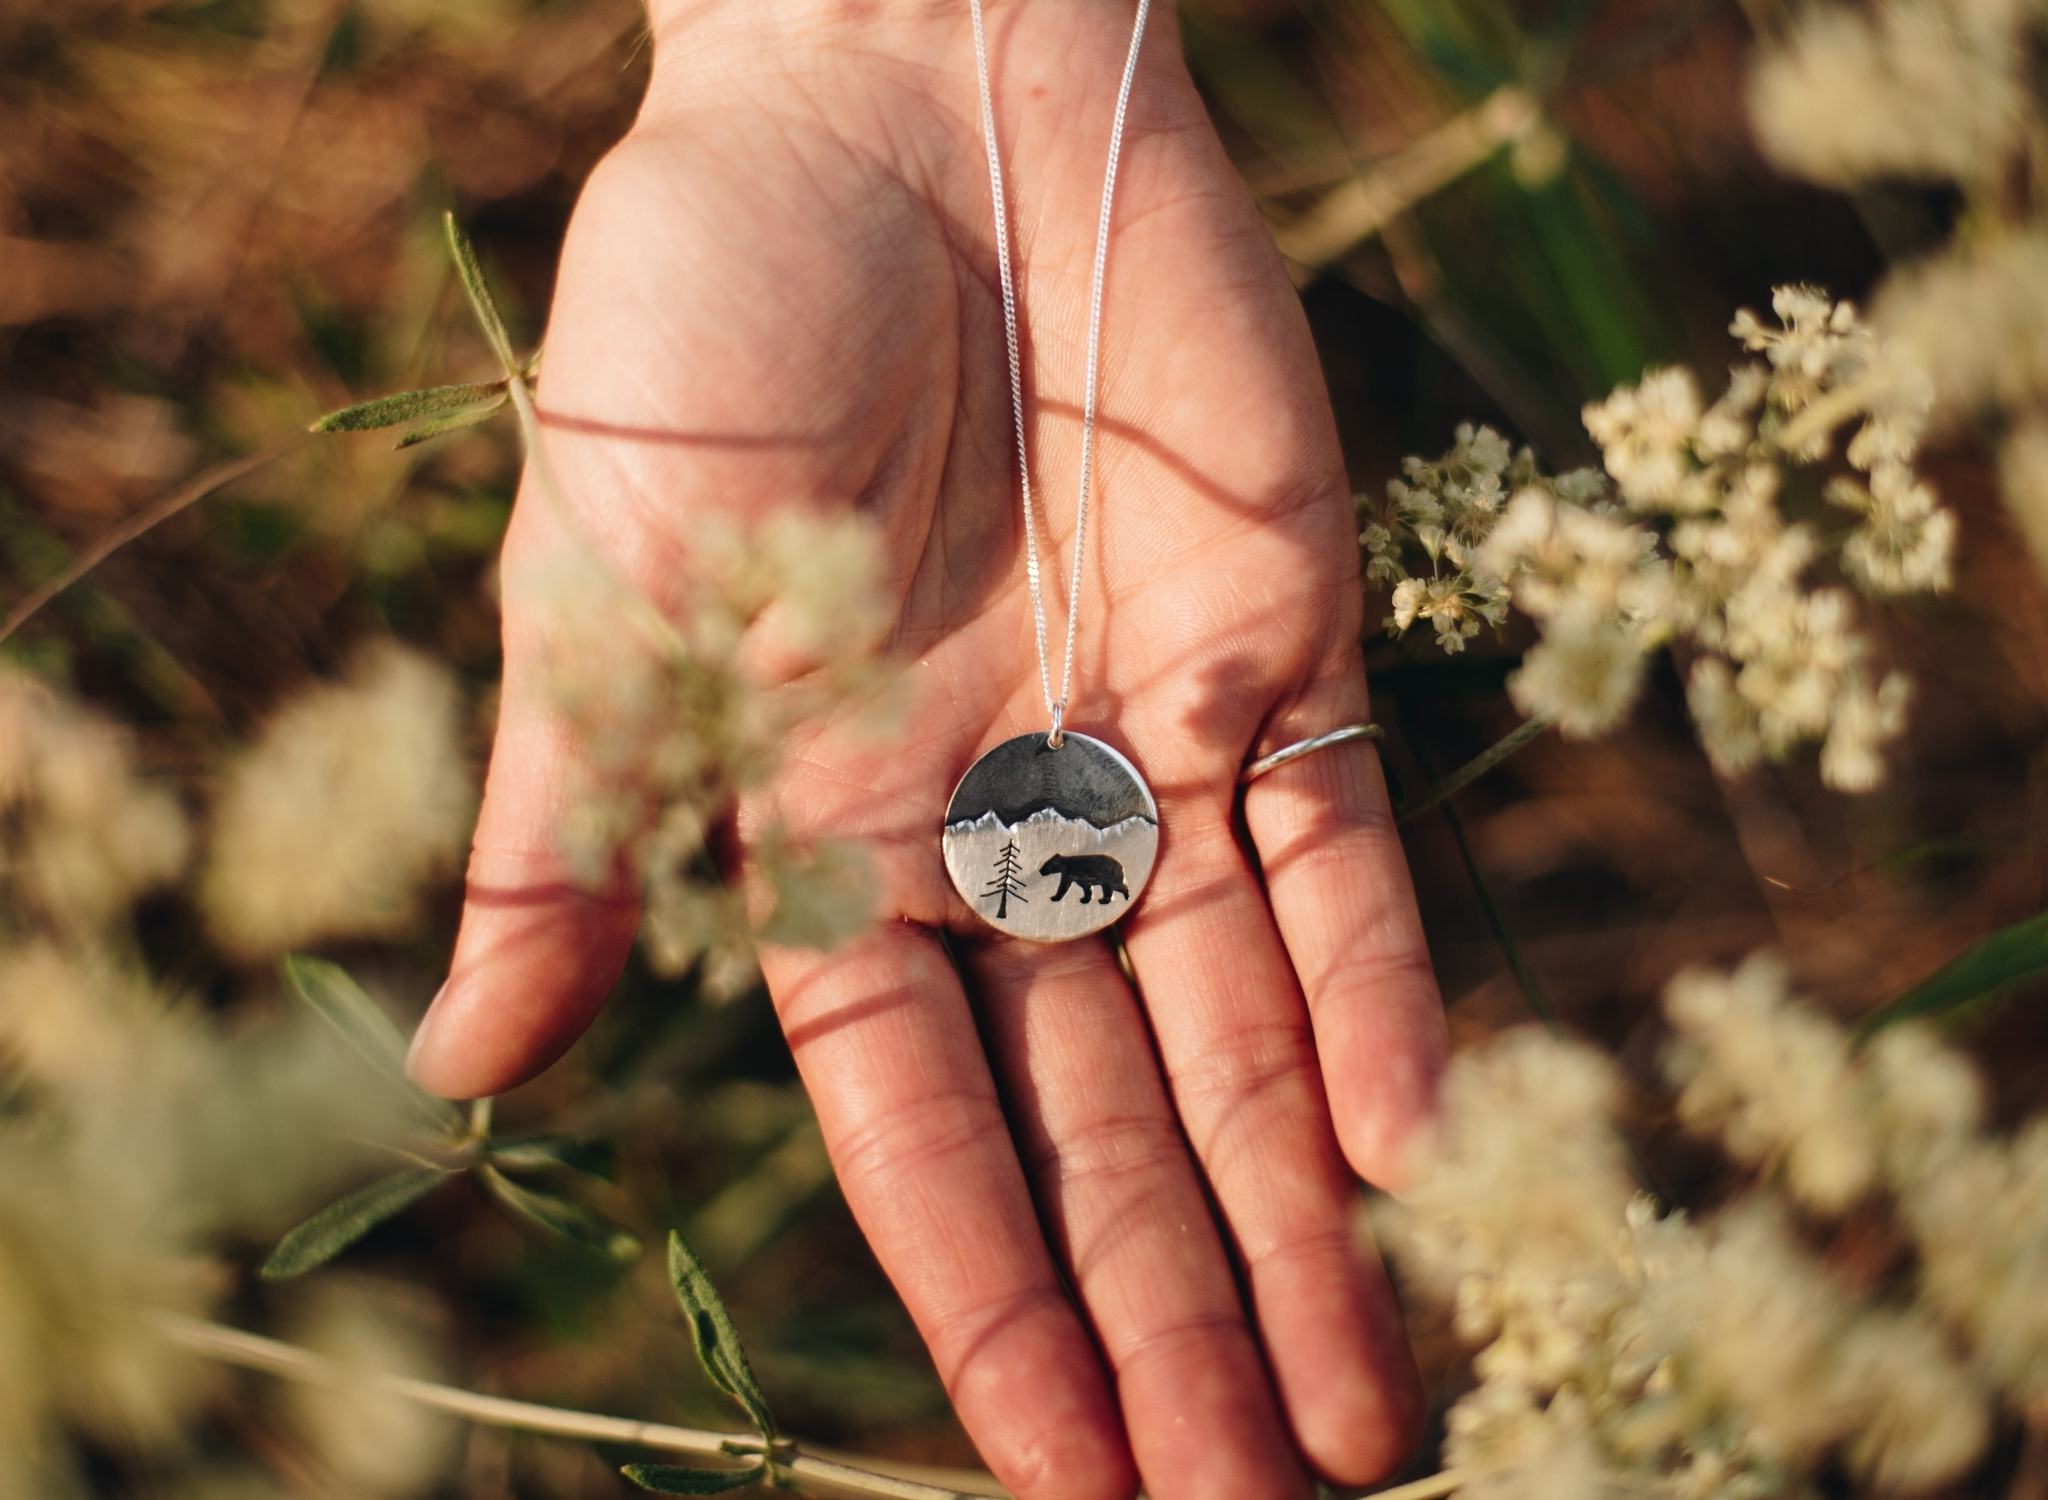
top-left (1749, 0), bottom-right (2033, 191)
top-left (1382, 957), bottom-right (2042, 1498)
top-left (200, 643), bottom-right (477, 959)
top-left (0, 672), bottom-right (189, 932)
top-left (1364, 424), bottom-right (1540, 655)
top-left (1365, 288), bottom-right (1951, 788)
top-left (534, 509), bottom-right (897, 990)
top-left (1750, 0), bottom-right (2048, 574)
top-left (0, 879), bottom-right (409, 1494)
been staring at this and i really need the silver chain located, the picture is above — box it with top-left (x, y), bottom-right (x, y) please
top-left (969, 0), bottom-right (1152, 749)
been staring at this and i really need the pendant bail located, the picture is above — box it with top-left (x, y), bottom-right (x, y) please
top-left (1047, 699), bottom-right (1067, 750)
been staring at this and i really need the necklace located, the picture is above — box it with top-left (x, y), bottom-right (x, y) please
top-left (941, 0), bottom-right (1160, 943)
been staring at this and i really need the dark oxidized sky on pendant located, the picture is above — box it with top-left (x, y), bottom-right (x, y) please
top-left (945, 732), bottom-right (1155, 828)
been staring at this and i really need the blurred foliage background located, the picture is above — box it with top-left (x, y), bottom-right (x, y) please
top-left (4, 0), bottom-right (2047, 1496)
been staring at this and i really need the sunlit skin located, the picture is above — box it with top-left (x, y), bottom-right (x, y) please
top-left (406, 5), bottom-right (1447, 1498)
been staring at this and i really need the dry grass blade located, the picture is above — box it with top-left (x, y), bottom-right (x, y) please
top-left (0, 436), bottom-right (306, 645)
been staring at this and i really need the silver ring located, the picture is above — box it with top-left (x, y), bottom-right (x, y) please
top-left (1241, 722), bottom-right (1383, 785)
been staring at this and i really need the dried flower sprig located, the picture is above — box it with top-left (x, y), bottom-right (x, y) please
top-left (532, 509), bottom-right (897, 996)
top-left (1749, 0), bottom-right (2048, 575)
top-left (1364, 287), bottom-right (1951, 789)
top-left (1380, 953), bottom-right (2043, 1500)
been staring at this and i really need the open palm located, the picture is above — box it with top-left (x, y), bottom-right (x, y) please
top-left (407, 6), bottom-right (1445, 1497)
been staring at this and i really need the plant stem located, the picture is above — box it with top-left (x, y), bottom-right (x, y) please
top-left (1770, 376), bottom-right (1882, 458)
top-left (1396, 702), bottom-right (1557, 1031)
top-left (156, 1314), bottom-right (995, 1500)
top-left (164, 1313), bottom-right (1465, 1500)
top-left (1394, 716), bottom-right (1552, 824)
top-left (1, 436), bottom-right (306, 645)
top-left (1276, 87), bottom-right (1542, 268)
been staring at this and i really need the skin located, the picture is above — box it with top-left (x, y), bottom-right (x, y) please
top-left (406, 4), bottom-right (1448, 1497)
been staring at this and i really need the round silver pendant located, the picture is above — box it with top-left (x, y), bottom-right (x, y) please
top-left (942, 731), bottom-right (1159, 942)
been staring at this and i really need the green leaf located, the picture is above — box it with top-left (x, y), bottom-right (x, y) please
top-left (1858, 909), bottom-right (2048, 1039)
top-left (394, 395), bottom-right (508, 448)
top-left (621, 1463), bottom-right (767, 1494)
top-left (479, 1165), bottom-right (640, 1263)
top-left (443, 212), bottom-right (518, 374)
top-left (667, 1229), bottom-right (778, 1440)
top-left (487, 1132), bottom-right (619, 1180)
top-left (261, 1167), bottom-right (449, 1279)
top-left (309, 381), bottom-right (506, 436)
top-left (282, 956), bottom-right (462, 1134)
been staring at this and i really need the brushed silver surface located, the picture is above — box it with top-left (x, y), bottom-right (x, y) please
top-left (943, 731), bottom-right (1159, 942)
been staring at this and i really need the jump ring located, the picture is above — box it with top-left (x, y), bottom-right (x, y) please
top-left (1240, 722), bottom-right (1383, 785)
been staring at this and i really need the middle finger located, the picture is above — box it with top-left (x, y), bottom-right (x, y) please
top-left (1121, 810), bottom-right (1423, 1485)
top-left (966, 932), bottom-right (1308, 1500)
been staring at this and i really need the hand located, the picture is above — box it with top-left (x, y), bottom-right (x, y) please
top-left (406, 5), bottom-right (1446, 1497)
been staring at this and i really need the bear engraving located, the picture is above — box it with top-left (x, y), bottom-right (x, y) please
top-left (1039, 852), bottom-right (1130, 905)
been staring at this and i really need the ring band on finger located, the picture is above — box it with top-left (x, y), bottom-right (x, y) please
top-left (1241, 722), bottom-right (1383, 786)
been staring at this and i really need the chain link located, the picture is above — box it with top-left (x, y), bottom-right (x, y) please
top-left (968, 0), bottom-right (1152, 743)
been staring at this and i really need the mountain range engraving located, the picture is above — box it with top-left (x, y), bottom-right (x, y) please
top-left (942, 807), bottom-right (1159, 930)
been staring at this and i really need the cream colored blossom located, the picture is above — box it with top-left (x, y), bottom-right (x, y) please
top-left (1377, 287), bottom-right (1945, 791)
top-left (1391, 998), bottom-right (2015, 1500)
top-left (0, 935), bottom-right (409, 1488)
top-left (281, 1280), bottom-right (452, 1497)
top-left (1902, 1124), bottom-right (2048, 1400)
top-left (1504, 606), bottom-right (1647, 737)
top-left (1644, 1202), bottom-right (1987, 1489)
top-left (1750, 0), bottom-right (2029, 190)
top-left (531, 511), bottom-right (896, 981)
top-left (1663, 954), bottom-right (1878, 1213)
top-left (1818, 671), bottom-right (1910, 792)
top-left (0, 674), bottom-right (189, 931)
top-left (1679, 659), bottom-right (1753, 775)
top-left (201, 643), bottom-right (475, 959)
top-left (1582, 368), bottom-right (1703, 511)
top-left (0, 1139), bottom-right (216, 1461)
top-left (1876, 233), bottom-right (2048, 423)
top-left (1829, 464), bottom-right (1956, 594)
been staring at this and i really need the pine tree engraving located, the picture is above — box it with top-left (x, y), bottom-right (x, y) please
top-left (980, 838), bottom-right (1029, 918)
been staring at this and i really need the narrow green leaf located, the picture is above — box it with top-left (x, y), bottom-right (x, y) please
top-left (667, 1229), bottom-right (778, 1440)
top-left (395, 396), bottom-right (508, 448)
top-left (261, 1168), bottom-right (449, 1279)
top-left (1393, 716), bottom-right (1552, 824)
top-left (282, 956), bottom-right (461, 1134)
top-left (309, 381), bottom-right (506, 435)
top-left (487, 1132), bottom-right (619, 1180)
top-left (1858, 909), bottom-right (2048, 1039)
top-left (283, 954), bottom-right (408, 1070)
top-left (443, 212), bottom-right (518, 374)
top-left (620, 1463), bottom-right (767, 1495)
top-left (479, 1165), bottom-right (640, 1263)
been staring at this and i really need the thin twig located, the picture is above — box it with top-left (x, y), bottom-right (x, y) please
top-left (1394, 716), bottom-right (1552, 824)
top-left (156, 1314), bottom-right (997, 1500)
top-left (1397, 703), bottom-right (1557, 1031)
top-left (1, 436), bottom-right (307, 645)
